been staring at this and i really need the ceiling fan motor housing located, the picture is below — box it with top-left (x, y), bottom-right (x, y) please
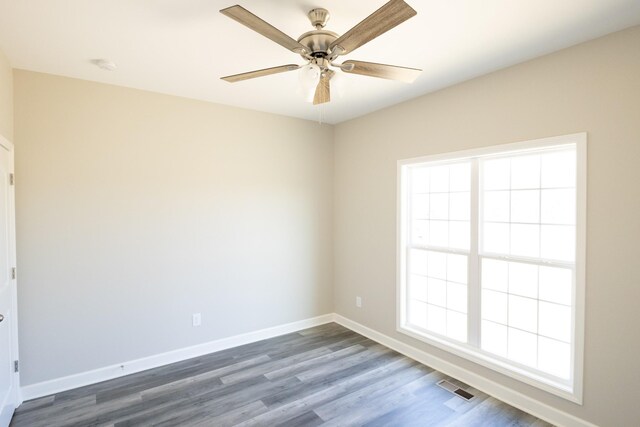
top-left (297, 30), bottom-right (338, 58)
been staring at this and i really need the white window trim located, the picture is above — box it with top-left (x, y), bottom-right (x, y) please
top-left (396, 132), bottom-right (586, 404)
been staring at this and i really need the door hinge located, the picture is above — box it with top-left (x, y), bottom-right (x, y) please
top-left (9, 173), bottom-right (13, 186)
top-left (14, 360), bottom-right (18, 373)
top-left (11, 267), bottom-right (15, 280)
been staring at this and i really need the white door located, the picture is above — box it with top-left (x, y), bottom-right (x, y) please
top-left (0, 136), bottom-right (18, 427)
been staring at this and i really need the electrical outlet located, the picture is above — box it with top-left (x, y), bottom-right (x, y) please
top-left (356, 296), bottom-right (362, 308)
top-left (192, 313), bottom-right (201, 327)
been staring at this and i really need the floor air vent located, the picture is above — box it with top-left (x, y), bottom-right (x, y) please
top-left (436, 379), bottom-right (475, 401)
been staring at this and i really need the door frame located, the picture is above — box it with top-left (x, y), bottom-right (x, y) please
top-left (0, 134), bottom-right (20, 427)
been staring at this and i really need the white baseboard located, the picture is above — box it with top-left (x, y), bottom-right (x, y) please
top-left (0, 404), bottom-right (15, 427)
top-left (20, 313), bottom-right (334, 401)
top-left (333, 314), bottom-right (598, 427)
top-left (20, 312), bottom-right (597, 427)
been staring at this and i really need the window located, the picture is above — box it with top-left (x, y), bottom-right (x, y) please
top-left (398, 133), bottom-right (586, 402)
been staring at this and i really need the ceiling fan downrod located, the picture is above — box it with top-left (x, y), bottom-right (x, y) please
top-left (307, 8), bottom-right (330, 29)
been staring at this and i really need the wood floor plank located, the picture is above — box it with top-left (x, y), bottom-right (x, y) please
top-left (295, 343), bottom-right (393, 382)
top-left (10, 396), bottom-right (96, 427)
top-left (264, 344), bottom-right (366, 380)
top-left (318, 373), bottom-right (437, 427)
top-left (138, 354), bottom-right (270, 400)
top-left (363, 373), bottom-right (456, 427)
top-left (9, 395), bottom-right (55, 414)
top-left (48, 393), bottom-right (143, 427)
top-left (259, 351), bottom-right (409, 409)
top-left (188, 400), bottom-right (268, 427)
top-left (274, 410), bottom-right (324, 427)
top-left (11, 323), bottom-right (552, 427)
top-left (151, 376), bottom-right (300, 427)
top-left (264, 330), bottom-right (358, 360)
top-left (237, 357), bottom-right (421, 426)
top-left (313, 364), bottom-right (436, 422)
top-left (110, 376), bottom-right (274, 426)
top-left (220, 346), bottom-right (333, 384)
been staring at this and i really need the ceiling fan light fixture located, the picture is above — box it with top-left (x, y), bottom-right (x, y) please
top-left (299, 63), bottom-right (321, 102)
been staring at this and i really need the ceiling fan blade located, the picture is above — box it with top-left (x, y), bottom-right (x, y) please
top-left (220, 5), bottom-right (308, 54)
top-left (329, 0), bottom-right (416, 56)
top-left (340, 60), bottom-right (421, 83)
top-left (221, 64), bottom-right (300, 82)
top-left (313, 70), bottom-right (334, 105)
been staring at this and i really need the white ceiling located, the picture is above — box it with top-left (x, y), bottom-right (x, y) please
top-left (1, 0), bottom-right (639, 124)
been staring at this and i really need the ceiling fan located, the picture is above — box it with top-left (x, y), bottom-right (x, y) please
top-left (220, 0), bottom-right (421, 105)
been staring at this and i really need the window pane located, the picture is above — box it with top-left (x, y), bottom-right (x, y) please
top-left (508, 328), bottom-right (537, 367)
top-left (409, 249), bottom-right (428, 276)
top-left (427, 278), bottom-right (447, 307)
top-left (482, 289), bottom-right (507, 324)
top-left (508, 295), bottom-right (537, 333)
top-left (409, 300), bottom-right (428, 328)
top-left (483, 191), bottom-right (510, 222)
top-left (412, 194), bottom-right (430, 219)
top-left (449, 163), bottom-right (470, 192)
top-left (427, 251), bottom-right (447, 279)
top-left (511, 155), bottom-right (540, 189)
top-left (447, 282), bottom-right (467, 313)
top-left (541, 189), bottom-right (575, 225)
top-left (411, 220), bottom-right (428, 245)
top-left (411, 167), bottom-right (429, 193)
top-left (539, 266), bottom-right (572, 305)
top-left (539, 301), bottom-right (571, 343)
top-left (409, 274), bottom-right (428, 302)
top-left (427, 220), bottom-right (448, 247)
top-left (449, 192), bottom-right (470, 220)
top-left (508, 262), bottom-right (538, 298)
top-left (483, 222), bottom-right (509, 254)
top-left (538, 337), bottom-right (571, 379)
top-left (540, 225), bottom-right (575, 261)
top-left (449, 221), bottom-right (470, 250)
top-left (430, 166), bottom-right (449, 192)
top-left (427, 304), bottom-right (447, 335)
top-left (482, 320), bottom-right (508, 357)
top-left (447, 253), bottom-right (468, 284)
top-left (429, 193), bottom-right (449, 220)
top-left (510, 224), bottom-right (540, 258)
top-left (541, 150), bottom-right (576, 188)
top-left (483, 158), bottom-right (510, 190)
top-left (482, 258), bottom-right (508, 292)
top-left (510, 190), bottom-right (540, 223)
top-left (447, 311), bottom-right (467, 342)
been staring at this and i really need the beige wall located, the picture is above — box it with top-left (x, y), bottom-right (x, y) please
top-left (0, 48), bottom-right (12, 140)
top-left (334, 26), bottom-right (640, 427)
top-left (14, 70), bottom-right (334, 385)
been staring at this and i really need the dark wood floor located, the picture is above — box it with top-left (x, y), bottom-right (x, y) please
top-left (11, 323), bottom-right (552, 426)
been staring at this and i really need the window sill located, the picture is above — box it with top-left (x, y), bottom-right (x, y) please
top-left (397, 323), bottom-right (581, 404)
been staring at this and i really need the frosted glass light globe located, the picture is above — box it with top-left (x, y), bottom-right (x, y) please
top-left (298, 63), bottom-right (321, 102)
